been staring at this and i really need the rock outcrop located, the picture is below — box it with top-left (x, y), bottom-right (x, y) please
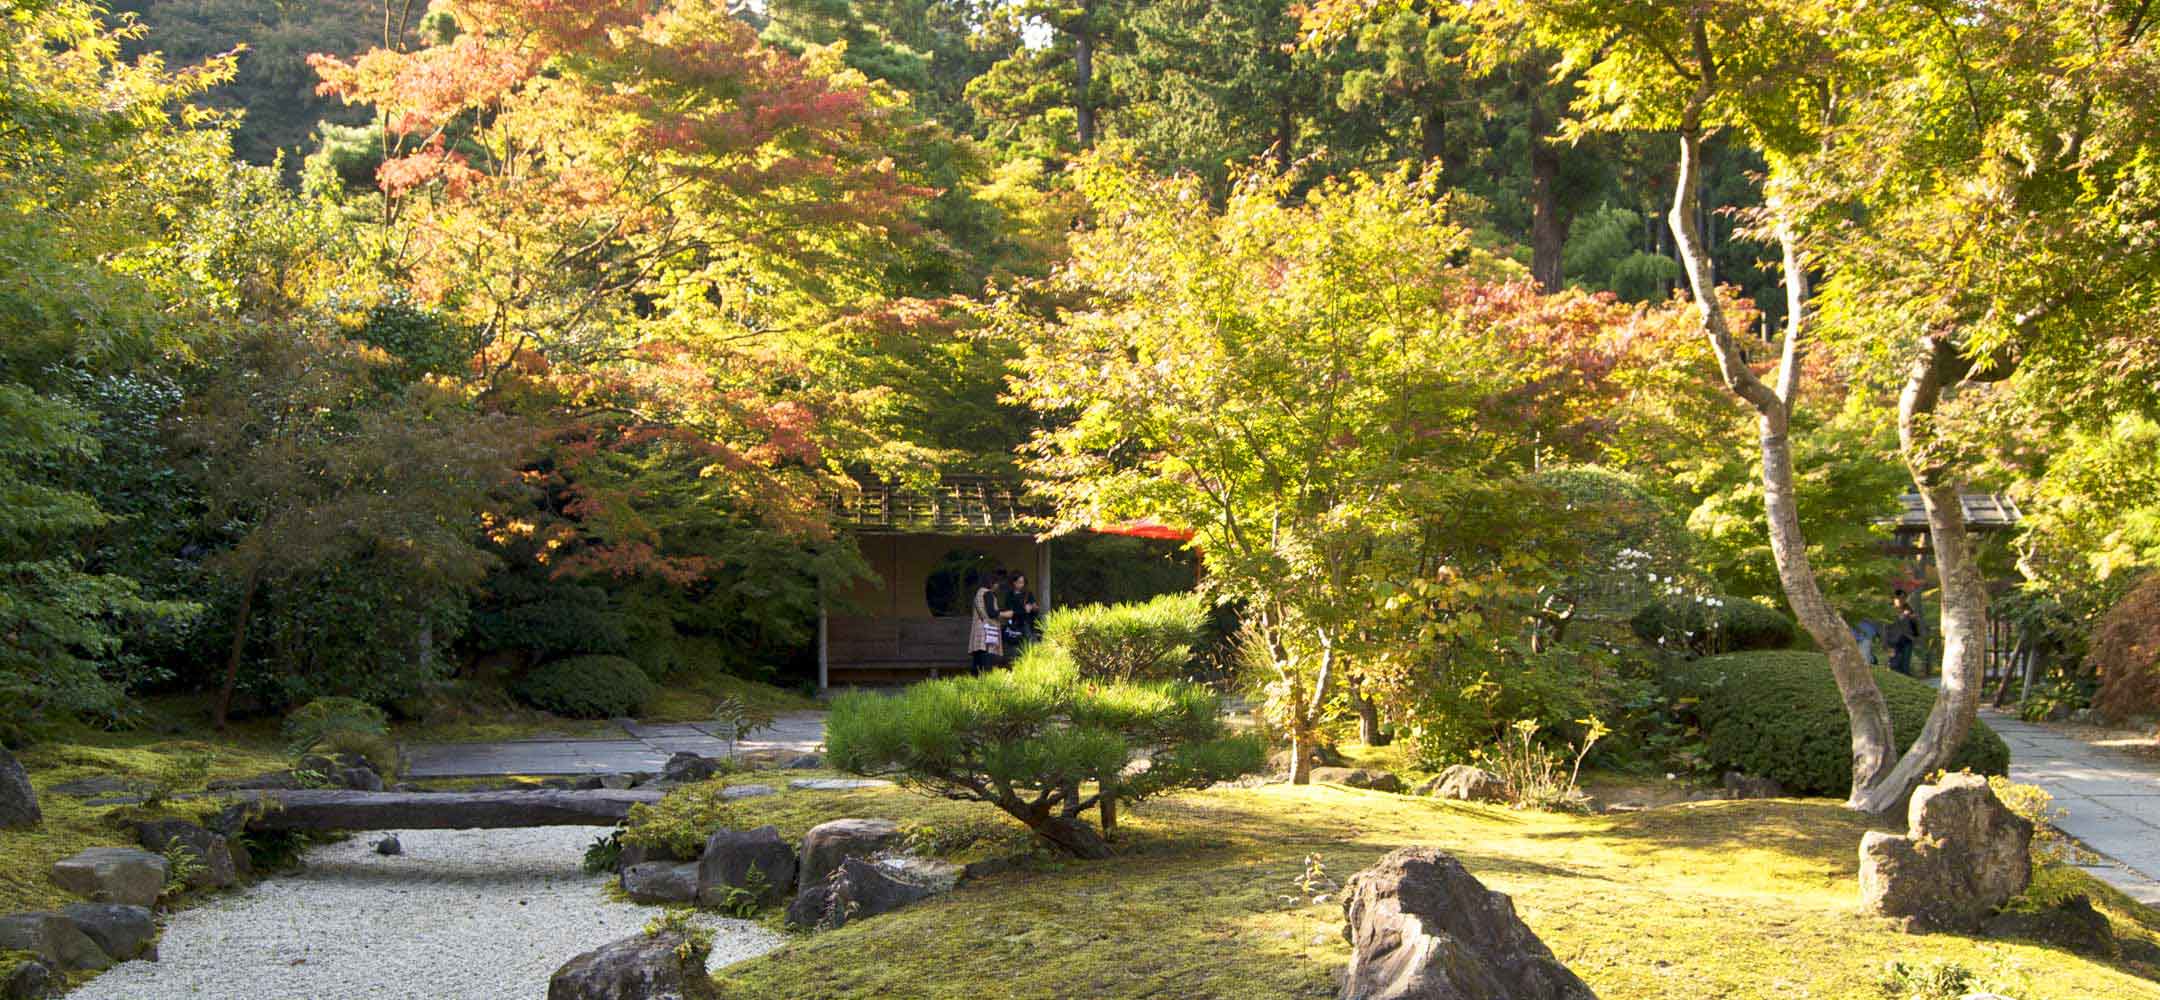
top-left (797, 818), bottom-right (904, 888)
top-left (49, 847), bottom-right (167, 908)
top-left (661, 753), bottom-right (724, 784)
top-left (1420, 766), bottom-right (1508, 804)
top-left (785, 856), bottom-right (956, 931)
top-left (620, 862), bottom-right (701, 904)
top-left (1339, 847), bottom-right (1597, 1000)
top-left (0, 913), bottom-right (111, 972)
top-left (135, 819), bottom-right (240, 890)
top-left (547, 931), bottom-right (713, 1000)
top-left (59, 903), bottom-right (157, 962)
top-left (1311, 768), bottom-right (1406, 793)
top-left (695, 826), bottom-right (796, 908)
top-left (0, 748), bottom-right (38, 830)
top-left (1858, 773), bottom-right (2033, 932)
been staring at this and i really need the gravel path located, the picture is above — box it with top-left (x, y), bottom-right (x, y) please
top-left (68, 827), bottom-right (785, 1000)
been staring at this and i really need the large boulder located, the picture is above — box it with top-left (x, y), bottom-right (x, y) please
top-left (547, 931), bottom-right (713, 1000)
top-left (59, 903), bottom-right (157, 962)
top-left (1311, 768), bottom-right (1405, 793)
top-left (0, 747), bottom-right (38, 829)
top-left (1859, 773), bottom-right (2033, 932)
top-left (0, 913), bottom-right (111, 972)
top-left (662, 753), bottom-right (724, 784)
top-left (695, 826), bottom-right (796, 908)
top-left (620, 862), bottom-right (700, 905)
top-left (798, 819), bottom-right (905, 888)
top-left (134, 819), bottom-right (239, 890)
top-left (50, 847), bottom-right (167, 908)
top-left (1339, 847), bottom-right (1597, 1000)
top-left (785, 856), bottom-right (955, 931)
top-left (1421, 766), bottom-right (1508, 804)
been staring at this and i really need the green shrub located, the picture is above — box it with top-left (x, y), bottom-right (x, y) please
top-left (282, 697), bottom-right (390, 753)
top-left (1403, 645), bottom-right (1621, 769)
top-left (826, 645), bottom-right (1264, 858)
top-left (1631, 595), bottom-right (1796, 654)
top-left (1665, 651), bottom-right (2010, 795)
top-left (510, 655), bottom-right (657, 718)
top-left (1038, 592), bottom-right (1210, 681)
top-left (623, 779), bottom-right (740, 858)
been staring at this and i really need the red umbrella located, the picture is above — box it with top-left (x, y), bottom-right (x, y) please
top-left (1089, 518), bottom-right (1193, 541)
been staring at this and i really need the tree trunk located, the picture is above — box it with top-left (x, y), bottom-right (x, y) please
top-left (1420, 104), bottom-right (1446, 168)
top-left (1849, 337), bottom-right (1993, 814)
top-left (1350, 685), bottom-right (1385, 746)
top-left (1663, 24), bottom-right (1896, 809)
top-left (1099, 794), bottom-right (1118, 836)
top-left (214, 567), bottom-right (261, 730)
top-left (1073, 3), bottom-right (1097, 150)
top-left (1287, 635), bottom-right (1336, 785)
top-left (1031, 813), bottom-right (1112, 859)
top-left (1288, 730), bottom-right (1316, 785)
top-left (1527, 90), bottom-right (1567, 292)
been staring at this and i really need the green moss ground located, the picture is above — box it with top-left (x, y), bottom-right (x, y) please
top-left (2, 736), bottom-right (287, 915)
top-left (704, 782), bottom-right (2160, 1000)
top-left (392, 674), bottom-right (819, 743)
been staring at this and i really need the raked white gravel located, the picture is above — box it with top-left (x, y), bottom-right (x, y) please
top-left (67, 826), bottom-right (785, 1000)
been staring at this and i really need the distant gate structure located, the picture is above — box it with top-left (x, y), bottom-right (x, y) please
top-left (1883, 491), bottom-right (2026, 688)
top-left (817, 475), bottom-right (1194, 688)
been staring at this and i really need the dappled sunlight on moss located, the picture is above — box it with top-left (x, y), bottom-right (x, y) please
top-left (709, 781), bottom-right (2160, 1000)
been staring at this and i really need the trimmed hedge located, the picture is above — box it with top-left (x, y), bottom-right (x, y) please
top-left (1038, 592), bottom-right (1210, 681)
top-left (511, 655), bottom-right (657, 718)
top-left (1665, 651), bottom-right (2010, 796)
top-left (1631, 594), bottom-right (1797, 654)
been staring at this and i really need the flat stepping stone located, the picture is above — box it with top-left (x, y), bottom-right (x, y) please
top-left (721, 784), bottom-right (775, 800)
top-left (788, 779), bottom-right (892, 792)
top-left (48, 777), bottom-right (133, 798)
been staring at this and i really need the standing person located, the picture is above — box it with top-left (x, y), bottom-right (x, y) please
top-left (968, 569), bottom-right (1011, 674)
top-left (1006, 573), bottom-right (1040, 652)
top-left (1852, 618), bottom-right (1881, 666)
top-left (1886, 591), bottom-right (1922, 677)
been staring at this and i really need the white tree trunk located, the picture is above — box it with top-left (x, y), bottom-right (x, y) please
top-left (1664, 22), bottom-right (1896, 807)
top-left (1849, 337), bottom-right (1993, 813)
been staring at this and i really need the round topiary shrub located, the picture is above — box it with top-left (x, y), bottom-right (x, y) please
top-left (1664, 650), bottom-right (2010, 795)
top-left (511, 655), bottom-right (657, 719)
top-left (1630, 595), bottom-right (1796, 654)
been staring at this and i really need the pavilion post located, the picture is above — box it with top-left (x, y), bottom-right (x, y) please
top-left (816, 592), bottom-right (829, 692)
top-left (1037, 539), bottom-right (1053, 610)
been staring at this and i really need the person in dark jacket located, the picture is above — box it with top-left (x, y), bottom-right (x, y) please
top-left (1886, 591), bottom-right (1922, 676)
top-left (1006, 573), bottom-right (1040, 652)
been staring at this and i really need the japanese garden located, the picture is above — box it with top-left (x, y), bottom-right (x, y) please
top-left (7, 1), bottom-right (2160, 998)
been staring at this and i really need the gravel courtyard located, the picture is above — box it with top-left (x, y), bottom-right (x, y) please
top-left (67, 826), bottom-right (785, 1000)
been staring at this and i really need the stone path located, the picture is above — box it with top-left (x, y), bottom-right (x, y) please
top-left (403, 712), bottom-right (826, 779)
top-left (1984, 708), bottom-right (2160, 906)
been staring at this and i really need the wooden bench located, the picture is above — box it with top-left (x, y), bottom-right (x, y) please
top-left (826, 615), bottom-right (971, 685)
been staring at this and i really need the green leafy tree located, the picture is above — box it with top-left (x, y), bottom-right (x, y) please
top-left (0, 2), bottom-right (256, 737)
top-left (1002, 160), bottom-right (1570, 780)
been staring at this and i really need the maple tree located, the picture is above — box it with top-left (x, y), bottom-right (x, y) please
top-left (1002, 159), bottom-right (1702, 776)
top-left (307, 0), bottom-right (946, 573)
